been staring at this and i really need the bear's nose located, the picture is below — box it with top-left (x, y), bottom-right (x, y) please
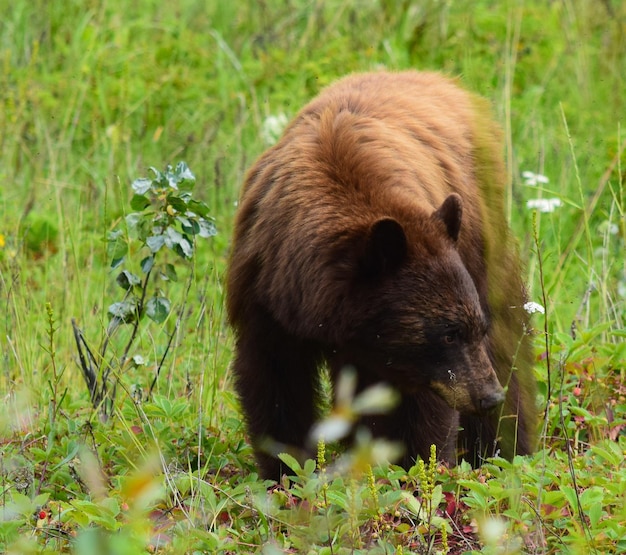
top-left (479, 389), bottom-right (506, 411)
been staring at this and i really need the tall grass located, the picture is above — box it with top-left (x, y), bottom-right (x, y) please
top-left (1, 1), bottom-right (625, 553)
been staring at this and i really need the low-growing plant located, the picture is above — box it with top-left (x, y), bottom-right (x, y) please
top-left (72, 162), bottom-right (216, 421)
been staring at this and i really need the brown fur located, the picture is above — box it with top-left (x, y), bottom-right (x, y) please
top-left (227, 71), bottom-right (537, 480)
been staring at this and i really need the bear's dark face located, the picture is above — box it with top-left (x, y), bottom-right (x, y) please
top-left (337, 194), bottom-right (505, 415)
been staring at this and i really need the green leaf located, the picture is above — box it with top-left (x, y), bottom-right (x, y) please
top-left (401, 491), bottom-right (424, 518)
top-left (303, 458), bottom-right (317, 476)
top-left (164, 226), bottom-right (183, 249)
top-left (116, 270), bottom-right (141, 290)
top-left (176, 215), bottom-right (191, 228)
top-left (107, 229), bottom-right (123, 241)
top-left (198, 218), bottom-right (217, 238)
top-left (100, 497), bottom-right (121, 518)
top-left (175, 161), bottom-right (195, 190)
top-left (395, 523), bottom-right (411, 534)
top-left (580, 487), bottom-right (604, 527)
top-left (146, 296), bottom-right (170, 323)
top-left (140, 255), bottom-right (154, 273)
top-left (110, 256), bottom-right (125, 270)
top-left (108, 300), bottom-right (137, 323)
top-left (165, 168), bottom-right (179, 189)
top-left (130, 194), bottom-right (150, 211)
top-left (579, 487), bottom-right (604, 507)
top-left (174, 236), bottom-right (193, 258)
top-left (561, 485), bottom-right (578, 512)
top-left (188, 199), bottom-right (210, 218)
top-left (7, 492), bottom-right (35, 517)
top-left (163, 263), bottom-right (178, 282)
top-left (277, 452), bottom-right (301, 474)
top-left (175, 161), bottom-right (195, 180)
top-left (431, 484), bottom-right (443, 508)
top-left (590, 441), bottom-right (623, 467)
top-left (107, 230), bottom-right (128, 267)
top-left (588, 500), bottom-right (603, 528)
top-left (33, 492), bottom-right (50, 508)
top-left (149, 166), bottom-right (166, 186)
top-left (164, 227), bottom-right (193, 258)
top-left (135, 217), bottom-right (152, 242)
top-left (178, 216), bottom-right (200, 235)
top-left (325, 490), bottom-right (349, 510)
top-left (131, 178), bottom-right (153, 195)
top-left (146, 234), bottom-right (165, 253)
top-left (167, 195), bottom-right (188, 212)
top-left (125, 212), bottom-right (141, 232)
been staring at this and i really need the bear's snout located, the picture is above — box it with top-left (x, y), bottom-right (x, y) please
top-left (429, 344), bottom-right (505, 415)
top-left (478, 388), bottom-right (506, 412)
top-left (430, 375), bottom-right (505, 415)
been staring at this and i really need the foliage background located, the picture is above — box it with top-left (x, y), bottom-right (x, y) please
top-left (1, 0), bottom-right (625, 553)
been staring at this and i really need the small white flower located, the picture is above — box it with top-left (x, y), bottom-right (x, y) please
top-left (261, 113), bottom-right (288, 145)
top-left (524, 301), bottom-right (545, 314)
top-left (597, 220), bottom-right (619, 236)
top-left (526, 198), bottom-right (562, 213)
top-left (132, 354), bottom-right (146, 365)
top-left (522, 171), bottom-right (550, 186)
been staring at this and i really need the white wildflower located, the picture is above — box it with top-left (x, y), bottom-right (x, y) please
top-left (597, 220), bottom-right (619, 236)
top-left (522, 171), bottom-right (550, 186)
top-left (526, 198), bottom-right (562, 213)
top-left (524, 301), bottom-right (545, 314)
top-left (261, 113), bottom-right (288, 145)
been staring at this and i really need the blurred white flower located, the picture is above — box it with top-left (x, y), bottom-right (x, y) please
top-left (524, 301), bottom-right (545, 314)
top-left (526, 198), bottom-right (562, 213)
top-left (522, 171), bottom-right (550, 186)
top-left (310, 415), bottom-right (352, 443)
top-left (597, 220), bottom-right (619, 236)
top-left (261, 113), bottom-right (288, 145)
top-left (479, 517), bottom-right (516, 549)
top-left (309, 369), bottom-right (398, 445)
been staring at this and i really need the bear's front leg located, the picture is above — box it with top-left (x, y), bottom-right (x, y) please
top-left (231, 309), bottom-right (323, 481)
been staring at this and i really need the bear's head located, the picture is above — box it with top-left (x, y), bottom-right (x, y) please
top-left (338, 193), bottom-right (506, 415)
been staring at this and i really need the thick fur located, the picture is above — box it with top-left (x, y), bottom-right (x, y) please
top-left (226, 71), bottom-right (537, 480)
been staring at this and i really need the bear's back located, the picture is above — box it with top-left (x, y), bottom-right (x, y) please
top-left (264, 72), bottom-right (481, 210)
top-left (228, 72), bottom-right (498, 331)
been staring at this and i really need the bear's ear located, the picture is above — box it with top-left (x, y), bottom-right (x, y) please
top-left (361, 218), bottom-right (407, 277)
top-left (433, 193), bottom-right (463, 242)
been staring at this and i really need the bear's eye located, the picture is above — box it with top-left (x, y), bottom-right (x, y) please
top-left (442, 333), bottom-right (458, 345)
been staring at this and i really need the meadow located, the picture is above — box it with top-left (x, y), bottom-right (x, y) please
top-left (0, 0), bottom-right (625, 553)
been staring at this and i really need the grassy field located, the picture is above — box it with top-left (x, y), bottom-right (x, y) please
top-left (1, 0), bottom-right (625, 553)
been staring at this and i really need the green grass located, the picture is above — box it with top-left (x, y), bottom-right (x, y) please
top-left (1, 0), bottom-right (625, 553)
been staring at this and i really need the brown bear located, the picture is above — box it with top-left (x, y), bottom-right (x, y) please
top-left (226, 70), bottom-right (537, 481)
